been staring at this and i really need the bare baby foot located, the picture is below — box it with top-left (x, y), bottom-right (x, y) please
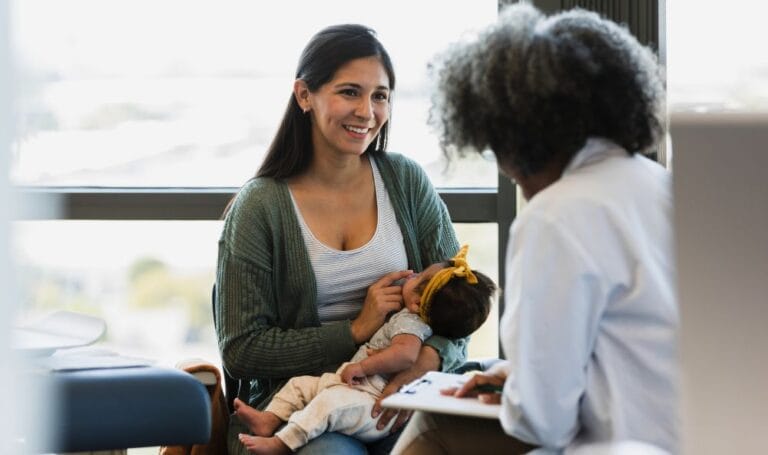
top-left (238, 434), bottom-right (291, 455)
top-left (233, 397), bottom-right (282, 437)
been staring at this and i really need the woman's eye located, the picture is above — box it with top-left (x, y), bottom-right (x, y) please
top-left (374, 92), bottom-right (389, 102)
top-left (340, 88), bottom-right (358, 96)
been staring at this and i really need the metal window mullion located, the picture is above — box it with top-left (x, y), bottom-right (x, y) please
top-left (14, 188), bottom-right (500, 222)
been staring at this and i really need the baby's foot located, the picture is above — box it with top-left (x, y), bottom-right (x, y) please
top-left (238, 434), bottom-right (291, 455)
top-left (233, 398), bottom-right (282, 436)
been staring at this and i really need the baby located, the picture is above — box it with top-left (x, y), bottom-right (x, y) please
top-left (236, 245), bottom-right (495, 454)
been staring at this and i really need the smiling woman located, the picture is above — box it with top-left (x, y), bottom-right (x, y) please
top-left (215, 23), bottom-right (466, 455)
top-left (289, 55), bottom-right (392, 253)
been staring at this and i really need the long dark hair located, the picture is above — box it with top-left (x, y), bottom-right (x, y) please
top-left (257, 24), bottom-right (396, 180)
top-left (220, 24), bottom-right (396, 219)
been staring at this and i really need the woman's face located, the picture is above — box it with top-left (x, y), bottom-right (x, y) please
top-left (305, 56), bottom-right (390, 158)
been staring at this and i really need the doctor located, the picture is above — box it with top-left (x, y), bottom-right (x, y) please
top-left (392, 4), bottom-right (678, 454)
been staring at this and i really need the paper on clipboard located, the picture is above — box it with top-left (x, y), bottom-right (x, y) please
top-left (381, 371), bottom-right (501, 419)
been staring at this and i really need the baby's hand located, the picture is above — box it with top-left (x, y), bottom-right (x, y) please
top-left (340, 363), bottom-right (366, 385)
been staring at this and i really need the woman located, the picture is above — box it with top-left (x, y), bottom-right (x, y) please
top-left (393, 4), bottom-right (678, 454)
top-left (215, 24), bottom-right (465, 454)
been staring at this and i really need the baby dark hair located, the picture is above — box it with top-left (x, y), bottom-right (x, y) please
top-left (419, 245), bottom-right (495, 339)
top-left (424, 269), bottom-right (495, 339)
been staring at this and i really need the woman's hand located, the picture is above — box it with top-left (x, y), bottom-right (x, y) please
top-left (340, 362), bottom-right (366, 386)
top-left (372, 377), bottom-right (414, 432)
top-left (372, 345), bottom-right (440, 432)
top-left (351, 270), bottom-right (413, 344)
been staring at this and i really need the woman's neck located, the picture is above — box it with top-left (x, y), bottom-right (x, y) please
top-left (295, 152), bottom-right (370, 189)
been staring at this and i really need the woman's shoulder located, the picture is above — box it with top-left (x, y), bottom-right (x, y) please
top-left (376, 150), bottom-right (418, 169)
top-left (374, 151), bottom-right (429, 184)
top-left (235, 177), bottom-right (284, 205)
top-left (227, 177), bottom-right (288, 221)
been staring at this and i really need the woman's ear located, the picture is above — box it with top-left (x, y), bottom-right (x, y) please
top-left (293, 79), bottom-right (311, 113)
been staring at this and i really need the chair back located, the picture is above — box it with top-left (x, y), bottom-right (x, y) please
top-left (211, 284), bottom-right (241, 414)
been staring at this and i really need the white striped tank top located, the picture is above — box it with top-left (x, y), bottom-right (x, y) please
top-left (289, 158), bottom-right (409, 323)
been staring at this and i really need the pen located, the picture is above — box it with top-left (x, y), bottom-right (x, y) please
top-left (474, 384), bottom-right (503, 393)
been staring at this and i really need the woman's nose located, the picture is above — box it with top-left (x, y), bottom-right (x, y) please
top-left (355, 98), bottom-right (373, 119)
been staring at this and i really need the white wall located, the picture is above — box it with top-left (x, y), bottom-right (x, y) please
top-left (0, 0), bottom-right (22, 451)
top-left (1, 1), bottom-right (53, 451)
top-left (671, 111), bottom-right (768, 454)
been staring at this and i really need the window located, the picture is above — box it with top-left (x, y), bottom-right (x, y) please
top-left (667, 0), bottom-right (768, 111)
top-left (11, 0), bottom-right (498, 188)
top-left (15, 222), bottom-right (498, 367)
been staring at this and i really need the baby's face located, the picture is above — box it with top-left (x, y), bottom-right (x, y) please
top-left (402, 262), bottom-right (448, 314)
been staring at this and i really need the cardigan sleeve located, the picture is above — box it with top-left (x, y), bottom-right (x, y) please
top-left (215, 182), bottom-right (358, 380)
top-left (216, 248), bottom-right (357, 379)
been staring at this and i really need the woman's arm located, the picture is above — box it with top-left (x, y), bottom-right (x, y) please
top-left (217, 181), bottom-right (415, 380)
top-left (371, 344), bottom-right (441, 431)
top-left (216, 247), bottom-right (357, 380)
top-left (216, 182), bottom-right (361, 380)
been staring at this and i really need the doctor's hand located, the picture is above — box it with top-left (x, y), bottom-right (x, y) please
top-left (441, 371), bottom-right (507, 405)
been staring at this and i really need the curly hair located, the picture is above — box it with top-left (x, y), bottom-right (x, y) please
top-left (428, 3), bottom-right (665, 176)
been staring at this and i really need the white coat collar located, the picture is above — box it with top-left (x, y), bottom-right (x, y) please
top-left (563, 137), bottom-right (627, 175)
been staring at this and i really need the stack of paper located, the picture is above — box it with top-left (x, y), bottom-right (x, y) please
top-left (13, 311), bottom-right (107, 357)
top-left (13, 310), bottom-right (153, 371)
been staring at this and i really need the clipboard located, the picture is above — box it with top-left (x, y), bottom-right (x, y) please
top-left (381, 371), bottom-right (501, 419)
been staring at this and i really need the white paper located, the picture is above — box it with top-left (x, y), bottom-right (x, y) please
top-left (12, 311), bottom-right (107, 356)
top-left (381, 371), bottom-right (501, 419)
top-left (33, 351), bottom-right (153, 372)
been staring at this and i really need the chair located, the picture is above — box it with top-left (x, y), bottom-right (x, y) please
top-left (211, 284), bottom-right (242, 414)
top-left (156, 287), bottom-right (235, 454)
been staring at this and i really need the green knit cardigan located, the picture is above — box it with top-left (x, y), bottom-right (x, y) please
top-left (215, 151), bottom-right (465, 408)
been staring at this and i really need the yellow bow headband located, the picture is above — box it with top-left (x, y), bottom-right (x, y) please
top-left (419, 244), bottom-right (478, 324)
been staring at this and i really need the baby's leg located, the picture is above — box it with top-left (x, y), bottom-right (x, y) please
top-left (275, 384), bottom-right (391, 451)
top-left (238, 433), bottom-right (290, 455)
top-left (265, 374), bottom-right (335, 421)
top-left (233, 398), bottom-right (282, 437)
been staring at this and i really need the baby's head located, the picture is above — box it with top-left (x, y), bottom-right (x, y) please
top-left (402, 245), bottom-right (495, 338)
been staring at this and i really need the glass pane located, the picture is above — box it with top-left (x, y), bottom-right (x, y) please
top-left (14, 221), bottom-right (222, 366)
top-left (668, 1), bottom-right (768, 111)
top-left (10, 0), bottom-right (498, 188)
top-left (14, 221), bottom-right (498, 368)
top-left (454, 223), bottom-right (500, 360)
